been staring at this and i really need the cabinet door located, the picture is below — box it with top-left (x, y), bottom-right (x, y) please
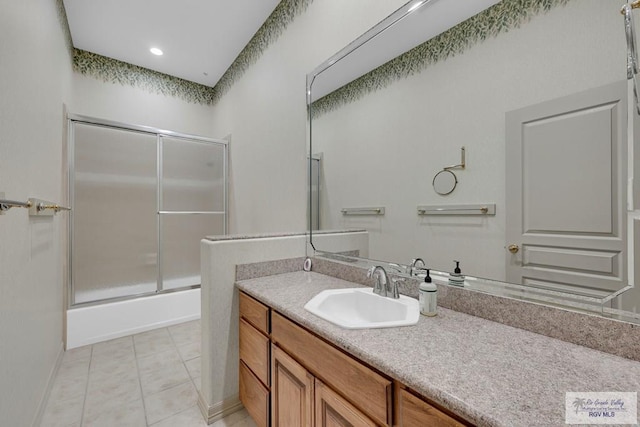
top-left (271, 344), bottom-right (314, 427)
top-left (315, 379), bottom-right (377, 427)
top-left (396, 387), bottom-right (470, 427)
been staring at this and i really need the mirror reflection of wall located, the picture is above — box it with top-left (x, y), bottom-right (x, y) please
top-left (310, 0), bottom-right (640, 313)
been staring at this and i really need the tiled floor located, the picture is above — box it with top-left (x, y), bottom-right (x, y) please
top-left (40, 320), bottom-right (256, 427)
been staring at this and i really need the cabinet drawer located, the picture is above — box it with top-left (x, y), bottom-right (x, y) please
top-left (239, 318), bottom-right (270, 386)
top-left (396, 387), bottom-right (471, 427)
top-left (239, 361), bottom-right (269, 427)
top-left (271, 311), bottom-right (392, 426)
top-left (315, 379), bottom-right (376, 427)
top-left (240, 292), bottom-right (270, 335)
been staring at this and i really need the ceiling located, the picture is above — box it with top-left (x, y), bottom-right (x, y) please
top-left (63, 0), bottom-right (281, 87)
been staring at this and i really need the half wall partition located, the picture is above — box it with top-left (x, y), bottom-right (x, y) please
top-left (68, 115), bottom-right (227, 306)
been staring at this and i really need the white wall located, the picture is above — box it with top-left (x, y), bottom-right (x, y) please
top-left (0, 1), bottom-right (72, 425)
top-left (314, 0), bottom-right (626, 280)
top-left (211, 0), bottom-right (406, 235)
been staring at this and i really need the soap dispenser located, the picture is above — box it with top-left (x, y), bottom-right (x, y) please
top-left (419, 269), bottom-right (437, 316)
top-left (449, 260), bottom-right (465, 287)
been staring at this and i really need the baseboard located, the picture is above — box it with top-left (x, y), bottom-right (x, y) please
top-left (31, 342), bottom-right (64, 427)
top-left (198, 392), bottom-right (243, 425)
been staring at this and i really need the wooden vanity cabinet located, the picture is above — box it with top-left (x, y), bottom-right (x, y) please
top-left (239, 293), bottom-right (271, 427)
top-left (239, 291), bottom-right (475, 427)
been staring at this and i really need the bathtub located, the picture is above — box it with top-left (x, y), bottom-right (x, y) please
top-left (66, 288), bottom-right (200, 349)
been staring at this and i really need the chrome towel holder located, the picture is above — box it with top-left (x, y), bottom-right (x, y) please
top-left (0, 193), bottom-right (71, 216)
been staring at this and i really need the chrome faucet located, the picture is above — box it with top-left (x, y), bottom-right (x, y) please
top-left (407, 258), bottom-right (426, 276)
top-left (367, 265), bottom-right (401, 299)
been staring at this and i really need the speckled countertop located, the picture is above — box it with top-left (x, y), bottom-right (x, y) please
top-left (236, 271), bottom-right (640, 427)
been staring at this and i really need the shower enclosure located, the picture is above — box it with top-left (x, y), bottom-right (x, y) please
top-left (68, 115), bottom-right (227, 306)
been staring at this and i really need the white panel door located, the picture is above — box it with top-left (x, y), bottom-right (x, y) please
top-left (506, 81), bottom-right (627, 295)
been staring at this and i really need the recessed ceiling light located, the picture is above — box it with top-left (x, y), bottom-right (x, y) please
top-left (150, 47), bottom-right (163, 56)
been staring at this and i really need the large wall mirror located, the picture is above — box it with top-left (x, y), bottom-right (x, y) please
top-left (307, 0), bottom-right (640, 323)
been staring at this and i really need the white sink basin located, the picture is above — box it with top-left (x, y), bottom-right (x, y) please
top-left (304, 288), bottom-right (419, 329)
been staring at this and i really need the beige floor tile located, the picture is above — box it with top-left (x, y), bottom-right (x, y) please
top-left (82, 398), bottom-right (146, 427)
top-left (133, 328), bottom-right (171, 347)
top-left (55, 351), bottom-right (91, 384)
top-left (61, 346), bottom-right (92, 364)
top-left (167, 320), bottom-right (200, 336)
top-left (48, 373), bottom-right (88, 402)
top-left (136, 348), bottom-right (182, 376)
top-left (148, 405), bottom-right (207, 427)
top-left (39, 320), bottom-right (226, 427)
top-left (89, 352), bottom-right (137, 375)
top-left (88, 359), bottom-right (138, 385)
top-left (143, 381), bottom-right (198, 425)
top-left (134, 330), bottom-right (175, 359)
top-left (168, 321), bottom-right (200, 347)
top-left (56, 358), bottom-right (90, 380)
top-left (40, 394), bottom-right (84, 427)
top-left (185, 357), bottom-right (201, 379)
top-left (234, 417), bottom-right (258, 427)
top-left (177, 341), bottom-right (200, 361)
top-left (192, 376), bottom-right (201, 393)
top-left (84, 376), bottom-right (142, 418)
top-left (134, 327), bottom-right (171, 342)
top-left (91, 336), bottom-right (133, 355)
top-left (90, 343), bottom-right (136, 370)
top-left (139, 360), bottom-right (190, 396)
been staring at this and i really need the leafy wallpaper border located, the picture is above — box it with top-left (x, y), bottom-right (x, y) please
top-left (212, 0), bottom-right (314, 104)
top-left (311, 0), bottom-right (572, 117)
top-left (64, 0), bottom-right (313, 106)
top-left (73, 49), bottom-right (217, 105)
top-left (58, 0), bottom-right (568, 107)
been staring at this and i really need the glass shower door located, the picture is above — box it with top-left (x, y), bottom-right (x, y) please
top-left (72, 123), bottom-right (158, 304)
top-left (70, 118), bottom-right (228, 306)
top-left (159, 136), bottom-right (226, 290)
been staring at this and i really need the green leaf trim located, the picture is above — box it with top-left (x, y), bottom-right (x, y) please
top-left (211, 0), bottom-right (314, 103)
top-left (73, 49), bottom-right (217, 105)
top-left (311, 0), bottom-right (572, 117)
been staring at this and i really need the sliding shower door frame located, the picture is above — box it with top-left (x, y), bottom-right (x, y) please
top-left (67, 114), bottom-right (228, 308)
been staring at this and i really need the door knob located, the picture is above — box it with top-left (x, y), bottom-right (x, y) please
top-left (508, 244), bottom-right (520, 254)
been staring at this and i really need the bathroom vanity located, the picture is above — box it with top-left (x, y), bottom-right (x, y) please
top-left (236, 270), bottom-right (640, 427)
top-left (239, 290), bottom-right (468, 427)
